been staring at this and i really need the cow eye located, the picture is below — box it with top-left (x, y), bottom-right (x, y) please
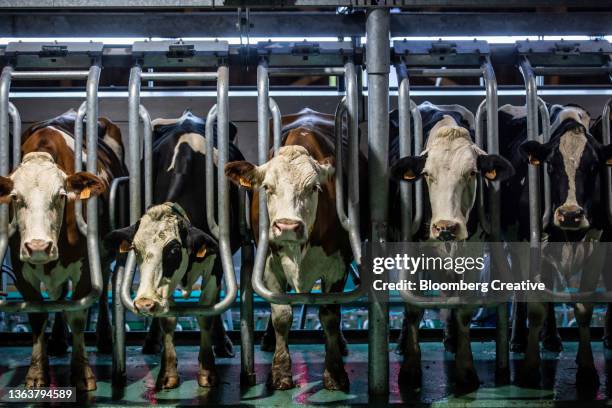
top-left (162, 240), bottom-right (182, 278)
top-left (469, 170), bottom-right (477, 177)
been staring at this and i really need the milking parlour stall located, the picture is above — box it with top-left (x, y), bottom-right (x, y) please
top-left (0, 1), bottom-right (611, 407)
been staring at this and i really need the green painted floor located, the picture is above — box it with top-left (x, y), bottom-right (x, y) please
top-left (0, 342), bottom-right (610, 407)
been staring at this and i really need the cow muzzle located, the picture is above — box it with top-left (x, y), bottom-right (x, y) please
top-left (431, 220), bottom-right (461, 241)
top-left (271, 218), bottom-right (306, 242)
top-left (134, 297), bottom-right (160, 315)
top-left (21, 239), bottom-right (57, 264)
top-left (555, 205), bottom-right (587, 230)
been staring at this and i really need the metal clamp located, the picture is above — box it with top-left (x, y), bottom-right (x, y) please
top-left (0, 64), bottom-right (103, 313)
top-left (252, 59), bottom-right (364, 305)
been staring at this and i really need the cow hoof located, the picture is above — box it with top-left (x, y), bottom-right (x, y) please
top-left (71, 367), bottom-right (97, 392)
top-left (156, 373), bottom-right (180, 390)
top-left (198, 370), bottom-right (219, 387)
top-left (455, 369), bottom-right (480, 394)
top-left (25, 369), bottom-right (48, 388)
top-left (47, 337), bottom-right (69, 356)
top-left (398, 366), bottom-right (422, 390)
top-left (576, 367), bottom-right (599, 391)
top-left (142, 339), bottom-right (162, 355)
top-left (517, 366), bottom-right (541, 388)
top-left (542, 334), bottom-right (563, 353)
top-left (443, 336), bottom-right (457, 354)
top-left (323, 369), bottom-right (349, 391)
top-left (213, 335), bottom-right (235, 358)
top-left (260, 333), bottom-right (275, 353)
top-left (268, 373), bottom-right (294, 390)
top-left (510, 340), bottom-right (526, 353)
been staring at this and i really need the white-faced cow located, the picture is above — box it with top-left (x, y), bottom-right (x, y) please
top-left (131, 111), bottom-right (241, 358)
top-left (225, 108), bottom-right (366, 391)
top-left (499, 103), bottom-right (612, 390)
top-left (390, 102), bottom-right (514, 393)
top-left (105, 203), bottom-right (219, 389)
top-left (0, 111), bottom-right (126, 391)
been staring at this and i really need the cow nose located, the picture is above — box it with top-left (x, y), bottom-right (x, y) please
top-left (273, 219), bottom-right (305, 237)
top-left (557, 205), bottom-right (585, 227)
top-left (432, 221), bottom-right (459, 241)
top-left (24, 239), bottom-right (52, 256)
top-left (134, 298), bottom-right (157, 314)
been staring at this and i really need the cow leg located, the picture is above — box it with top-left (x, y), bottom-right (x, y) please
top-left (398, 304), bottom-right (423, 390)
top-left (260, 316), bottom-right (276, 352)
top-left (212, 314), bottom-right (234, 358)
top-left (510, 301), bottom-right (528, 352)
top-left (65, 309), bottom-right (96, 391)
top-left (25, 312), bottom-right (49, 388)
top-left (443, 309), bottom-right (458, 353)
top-left (319, 281), bottom-right (349, 391)
top-left (269, 302), bottom-right (294, 390)
top-left (142, 318), bottom-right (162, 355)
top-left (47, 312), bottom-right (69, 356)
top-left (454, 307), bottom-right (479, 393)
top-left (95, 261), bottom-right (113, 354)
top-left (575, 303), bottom-right (599, 391)
top-left (604, 304), bottom-right (612, 349)
top-left (519, 301), bottom-right (546, 387)
top-left (541, 303), bottom-right (562, 352)
top-left (156, 317), bottom-right (179, 390)
top-left (197, 276), bottom-right (219, 387)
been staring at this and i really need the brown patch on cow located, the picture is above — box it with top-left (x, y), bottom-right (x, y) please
top-left (225, 161), bottom-right (259, 190)
top-left (196, 245), bottom-right (207, 259)
top-left (0, 176), bottom-right (14, 203)
top-left (485, 169), bottom-right (497, 180)
top-left (119, 240), bottom-right (132, 253)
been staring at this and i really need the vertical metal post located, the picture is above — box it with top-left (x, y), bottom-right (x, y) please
top-left (366, 7), bottom-right (390, 396)
top-left (239, 188), bottom-right (255, 385)
top-left (0, 67), bottom-right (13, 266)
top-left (603, 99), bottom-right (612, 226)
top-left (398, 77), bottom-right (412, 241)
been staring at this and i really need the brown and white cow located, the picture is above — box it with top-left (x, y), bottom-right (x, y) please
top-left (390, 102), bottom-right (514, 393)
top-left (225, 108), bottom-right (364, 391)
top-left (0, 110), bottom-right (126, 391)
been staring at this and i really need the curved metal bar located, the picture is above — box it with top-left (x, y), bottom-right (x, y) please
top-left (140, 104), bottom-right (153, 210)
top-left (205, 104), bottom-right (219, 240)
top-left (74, 101), bottom-right (88, 236)
top-left (251, 61), bottom-right (364, 305)
top-left (538, 97), bottom-right (552, 230)
top-left (603, 98), bottom-right (612, 226)
top-left (398, 77), bottom-right (413, 241)
top-left (8, 102), bottom-right (20, 168)
top-left (0, 67), bottom-right (13, 276)
top-left (410, 99), bottom-right (423, 237)
top-left (474, 98), bottom-right (491, 236)
top-left (334, 97), bottom-right (349, 230)
top-left (109, 176), bottom-right (129, 231)
top-left (269, 97), bottom-right (282, 156)
top-left (344, 61), bottom-right (361, 264)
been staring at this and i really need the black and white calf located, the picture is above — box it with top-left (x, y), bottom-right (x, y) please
top-left (106, 203), bottom-right (219, 389)
top-left (499, 103), bottom-right (612, 390)
top-left (390, 102), bottom-right (514, 393)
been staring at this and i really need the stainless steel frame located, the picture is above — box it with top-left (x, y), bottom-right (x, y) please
top-left (0, 65), bottom-right (103, 314)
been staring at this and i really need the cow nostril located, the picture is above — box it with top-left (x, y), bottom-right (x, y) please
top-left (135, 298), bottom-right (156, 313)
top-left (273, 219), bottom-right (303, 233)
top-left (25, 240), bottom-right (52, 255)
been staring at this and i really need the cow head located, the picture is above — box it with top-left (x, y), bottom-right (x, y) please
top-left (225, 145), bottom-right (334, 245)
top-left (391, 115), bottom-right (514, 241)
top-left (0, 152), bottom-right (104, 264)
top-left (104, 203), bottom-right (217, 315)
top-left (520, 105), bottom-right (612, 231)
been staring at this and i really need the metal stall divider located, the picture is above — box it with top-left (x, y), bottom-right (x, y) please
top-left (517, 39), bottom-right (612, 303)
top-left (250, 39), bottom-right (365, 383)
top-left (0, 42), bottom-right (104, 312)
top-left (392, 39), bottom-right (510, 381)
top-left (112, 40), bottom-right (238, 387)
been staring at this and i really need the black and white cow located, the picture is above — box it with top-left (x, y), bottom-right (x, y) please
top-left (105, 110), bottom-right (245, 388)
top-left (390, 102), bottom-right (514, 392)
top-left (499, 103), bottom-right (612, 389)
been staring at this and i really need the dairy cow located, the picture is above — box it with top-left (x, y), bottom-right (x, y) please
top-left (0, 110), bottom-right (126, 390)
top-left (105, 111), bottom-right (244, 388)
top-left (225, 108), bottom-right (366, 391)
top-left (499, 103), bottom-right (612, 389)
top-left (390, 102), bottom-right (514, 392)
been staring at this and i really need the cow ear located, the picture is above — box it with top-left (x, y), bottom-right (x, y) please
top-left (0, 176), bottom-right (14, 204)
top-left (187, 226), bottom-right (217, 259)
top-left (390, 154), bottom-right (427, 182)
top-left (65, 171), bottom-right (106, 201)
top-left (599, 143), bottom-right (612, 166)
top-left (477, 154), bottom-right (515, 182)
top-left (103, 222), bottom-right (139, 254)
top-left (317, 156), bottom-right (335, 182)
top-left (224, 161), bottom-right (263, 190)
top-left (520, 140), bottom-right (551, 166)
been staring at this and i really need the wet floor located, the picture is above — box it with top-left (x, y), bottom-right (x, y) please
top-left (0, 342), bottom-right (609, 406)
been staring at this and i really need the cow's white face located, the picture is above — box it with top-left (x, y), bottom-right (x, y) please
top-left (391, 115), bottom-right (514, 241)
top-left (0, 152), bottom-right (104, 264)
top-left (225, 145), bottom-right (334, 245)
top-left (104, 203), bottom-right (217, 315)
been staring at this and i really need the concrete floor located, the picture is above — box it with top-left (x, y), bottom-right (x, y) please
top-left (0, 342), bottom-right (609, 407)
